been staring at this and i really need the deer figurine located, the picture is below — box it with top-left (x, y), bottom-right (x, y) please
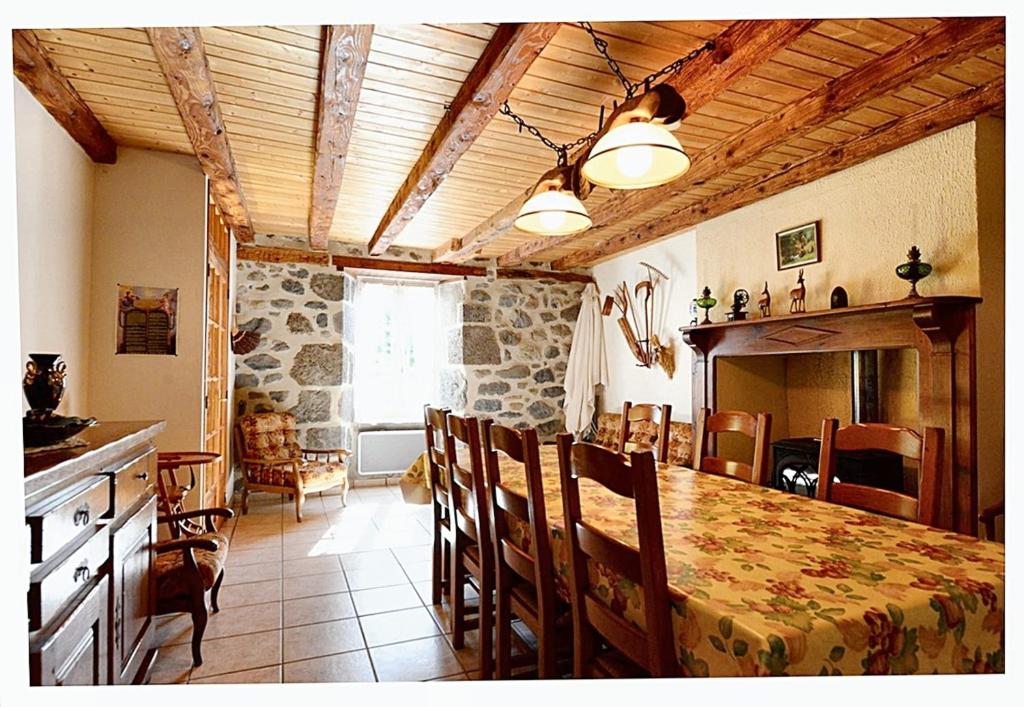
top-left (757, 281), bottom-right (771, 317)
top-left (789, 268), bottom-right (806, 313)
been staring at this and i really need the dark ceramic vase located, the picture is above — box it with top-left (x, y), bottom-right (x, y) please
top-left (23, 353), bottom-right (66, 420)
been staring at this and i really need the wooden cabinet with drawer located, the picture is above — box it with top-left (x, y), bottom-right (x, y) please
top-left (109, 495), bottom-right (157, 684)
top-left (24, 421), bottom-right (166, 687)
top-left (30, 574), bottom-right (109, 686)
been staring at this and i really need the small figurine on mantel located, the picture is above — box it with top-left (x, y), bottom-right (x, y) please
top-left (789, 268), bottom-right (807, 313)
top-left (726, 289), bottom-right (749, 321)
top-left (758, 281), bottom-right (771, 318)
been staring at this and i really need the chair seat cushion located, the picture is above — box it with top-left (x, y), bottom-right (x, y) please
top-left (155, 532), bottom-right (230, 600)
top-left (246, 460), bottom-right (347, 489)
top-left (298, 460), bottom-right (348, 489)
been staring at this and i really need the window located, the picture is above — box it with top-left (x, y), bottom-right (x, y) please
top-left (353, 278), bottom-right (437, 425)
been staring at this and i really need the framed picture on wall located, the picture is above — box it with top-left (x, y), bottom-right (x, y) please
top-left (116, 284), bottom-right (178, 355)
top-left (775, 221), bottom-right (821, 271)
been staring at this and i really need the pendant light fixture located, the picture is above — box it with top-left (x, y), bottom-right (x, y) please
top-left (514, 163), bottom-right (592, 236)
top-left (497, 24), bottom-right (715, 237)
top-left (582, 83), bottom-right (691, 190)
top-left (500, 102), bottom-right (594, 237)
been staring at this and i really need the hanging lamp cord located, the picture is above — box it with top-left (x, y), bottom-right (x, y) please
top-left (499, 23), bottom-right (716, 160)
top-left (578, 21), bottom-right (716, 99)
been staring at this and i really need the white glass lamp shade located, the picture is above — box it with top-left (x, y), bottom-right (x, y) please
top-left (582, 120), bottom-right (690, 190)
top-left (514, 188), bottom-right (592, 236)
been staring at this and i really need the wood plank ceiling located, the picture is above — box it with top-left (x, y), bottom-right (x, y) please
top-left (21, 18), bottom-right (1005, 268)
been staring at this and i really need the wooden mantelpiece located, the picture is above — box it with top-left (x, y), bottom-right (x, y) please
top-left (681, 296), bottom-right (981, 534)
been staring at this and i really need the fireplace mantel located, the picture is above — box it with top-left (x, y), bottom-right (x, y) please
top-left (680, 295), bottom-right (981, 534)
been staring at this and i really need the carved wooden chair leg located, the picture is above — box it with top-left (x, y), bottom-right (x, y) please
top-left (210, 570), bottom-right (225, 613)
top-left (341, 475), bottom-right (350, 507)
top-left (294, 490), bottom-right (305, 522)
top-left (288, 493), bottom-right (294, 501)
top-left (240, 486), bottom-right (249, 515)
top-left (189, 584), bottom-right (209, 667)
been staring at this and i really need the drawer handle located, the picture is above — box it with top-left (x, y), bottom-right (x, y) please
top-left (73, 505), bottom-right (90, 526)
top-left (135, 472), bottom-right (149, 481)
top-left (73, 563), bottom-right (91, 583)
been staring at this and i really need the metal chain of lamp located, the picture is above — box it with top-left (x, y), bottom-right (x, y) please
top-left (507, 23), bottom-right (715, 236)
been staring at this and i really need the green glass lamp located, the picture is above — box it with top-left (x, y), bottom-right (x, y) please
top-left (696, 286), bottom-right (717, 325)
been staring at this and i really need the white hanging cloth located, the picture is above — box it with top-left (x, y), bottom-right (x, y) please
top-left (563, 282), bottom-right (609, 436)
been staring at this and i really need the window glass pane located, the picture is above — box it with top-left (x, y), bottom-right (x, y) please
top-left (354, 280), bottom-right (436, 424)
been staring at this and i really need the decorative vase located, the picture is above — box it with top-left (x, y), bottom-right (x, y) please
top-left (23, 353), bottom-right (66, 421)
top-left (895, 245), bottom-right (932, 298)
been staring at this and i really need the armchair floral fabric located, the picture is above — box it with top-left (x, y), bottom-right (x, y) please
top-left (591, 411), bottom-right (694, 467)
top-left (236, 412), bottom-right (348, 491)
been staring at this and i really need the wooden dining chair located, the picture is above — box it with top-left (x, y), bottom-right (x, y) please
top-left (445, 413), bottom-right (495, 679)
top-left (618, 401), bottom-right (672, 463)
top-left (556, 435), bottom-right (680, 678)
top-left (423, 405), bottom-right (455, 607)
top-left (816, 419), bottom-right (944, 526)
top-left (693, 408), bottom-right (772, 485)
top-left (482, 420), bottom-right (569, 680)
top-left (979, 501), bottom-right (1004, 541)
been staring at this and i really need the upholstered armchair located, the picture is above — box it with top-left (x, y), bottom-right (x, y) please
top-left (154, 507), bottom-right (234, 667)
top-left (234, 412), bottom-right (351, 521)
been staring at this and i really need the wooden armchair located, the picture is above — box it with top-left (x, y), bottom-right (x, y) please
top-left (154, 507), bottom-right (234, 667)
top-left (234, 412), bottom-right (351, 521)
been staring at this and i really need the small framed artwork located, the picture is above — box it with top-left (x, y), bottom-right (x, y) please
top-left (775, 221), bottom-right (821, 271)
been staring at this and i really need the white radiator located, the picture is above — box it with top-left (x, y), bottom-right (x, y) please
top-left (356, 429), bottom-right (424, 477)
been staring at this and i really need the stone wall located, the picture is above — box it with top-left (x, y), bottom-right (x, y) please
top-left (439, 276), bottom-right (585, 440)
top-left (234, 259), bottom-right (349, 449)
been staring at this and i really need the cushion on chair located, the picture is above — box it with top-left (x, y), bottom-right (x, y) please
top-left (665, 421), bottom-right (694, 467)
top-left (593, 412), bottom-right (621, 450)
top-left (298, 460), bottom-right (348, 490)
top-left (592, 412), bottom-right (693, 465)
top-left (238, 412), bottom-right (302, 462)
top-left (154, 532), bottom-right (230, 600)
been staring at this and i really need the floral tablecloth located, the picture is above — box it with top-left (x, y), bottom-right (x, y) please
top-left (485, 445), bottom-right (1005, 676)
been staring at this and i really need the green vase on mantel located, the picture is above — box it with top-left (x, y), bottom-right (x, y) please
top-left (895, 245), bottom-right (933, 298)
top-left (696, 286), bottom-right (717, 325)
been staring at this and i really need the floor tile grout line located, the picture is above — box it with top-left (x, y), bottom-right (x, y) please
top-left (336, 539), bottom-right (380, 682)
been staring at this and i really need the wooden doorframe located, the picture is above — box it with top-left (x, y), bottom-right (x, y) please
top-left (202, 190), bottom-right (232, 514)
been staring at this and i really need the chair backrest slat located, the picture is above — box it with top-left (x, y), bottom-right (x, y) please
top-left (816, 418), bottom-right (944, 526)
top-left (556, 434), bottom-right (679, 677)
top-left (576, 522), bottom-right (643, 585)
top-left (693, 408), bottom-right (772, 485)
top-left (618, 401), bottom-right (672, 463)
top-left (500, 538), bottom-right (537, 583)
top-left (583, 594), bottom-right (650, 668)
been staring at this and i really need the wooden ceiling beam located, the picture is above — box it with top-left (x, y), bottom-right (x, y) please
top-left (309, 25), bottom-right (374, 251)
top-left (147, 27), bottom-right (254, 242)
top-left (12, 29), bottom-right (117, 164)
top-left (367, 22), bottom-right (560, 256)
top-left (546, 16), bottom-right (1004, 266)
top-left (552, 78), bottom-right (1004, 269)
top-left (435, 19), bottom-right (819, 264)
top-left (237, 245), bottom-right (331, 266)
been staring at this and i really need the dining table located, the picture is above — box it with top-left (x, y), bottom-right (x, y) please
top-left (407, 443), bottom-right (1005, 676)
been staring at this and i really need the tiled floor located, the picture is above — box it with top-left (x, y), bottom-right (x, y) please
top-left (149, 482), bottom-right (485, 684)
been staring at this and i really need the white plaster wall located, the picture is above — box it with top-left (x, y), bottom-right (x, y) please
top-left (697, 123), bottom-right (981, 318)
top-left (88, 147), bottom-right (207, 452)
top-left (593, 230), bottom-right (697, 420)
top-left (14, 82), bottom-right (95, 417)
top-left (974, 115), bottom-right (1005, 526)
